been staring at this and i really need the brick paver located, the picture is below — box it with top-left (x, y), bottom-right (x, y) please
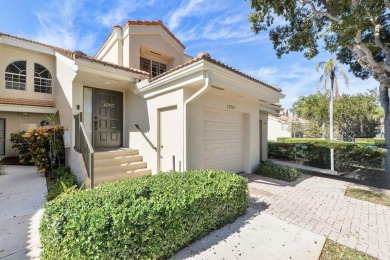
top-left (243, 173), bottom-right (390, 259)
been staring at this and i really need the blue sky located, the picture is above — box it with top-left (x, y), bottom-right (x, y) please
top-left (0, 0), bottom-right (379, 109)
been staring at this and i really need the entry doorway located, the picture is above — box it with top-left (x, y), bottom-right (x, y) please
top-left (158, 106), bottom-right (178, 172)
top-left (84, 87), bottom-right (123, 149)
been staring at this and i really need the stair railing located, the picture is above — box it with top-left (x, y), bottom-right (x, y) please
top-left (135, 124), bottom-right (157, 151)
top-left (74, 113), bottom-right (95, 189)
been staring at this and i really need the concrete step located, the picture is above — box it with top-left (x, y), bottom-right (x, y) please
top-left (94, 161), bottom-right (147, 176)
top-left (95, 168), bottom-right (152, 186)
top-left (94, 149), bottom-right (139, 160)
top-left (94, 155), bottom-right (143, 168)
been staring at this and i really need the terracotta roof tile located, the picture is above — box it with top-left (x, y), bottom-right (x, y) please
top-left (0, 33), bottom-right (148, 76)
top-left (125, 20), bottom-right (185, 49)
top-left (0, 97), bottom-right (55, 107)
top-left (149, 56), bottom-right (282, 92)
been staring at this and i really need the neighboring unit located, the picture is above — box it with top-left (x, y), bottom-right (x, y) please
top-left (0, 20), bottom-right (284, 186)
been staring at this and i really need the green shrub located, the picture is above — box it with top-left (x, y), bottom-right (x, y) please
top-left (256, 161), bottom-right (301, 182)
top-left (46, 166), bottom-right (79, 201)
top-left (10, 131), bottom-right (33, 165)
top-left (22, 126), bottom-right (65, 175)
top-left (355, 138), bottom-right (385, 144)
top-left (40, 170), bottom-right (249, 259)
top-left (268, 142), bottom-right (385, 172)
top-left (276, 137), bottom-right (327, 143)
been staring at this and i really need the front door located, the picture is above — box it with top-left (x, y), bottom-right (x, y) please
top-left (159, 106), bottom-right (178, 172)
top-left (93, 88), bottom-right (123, 148)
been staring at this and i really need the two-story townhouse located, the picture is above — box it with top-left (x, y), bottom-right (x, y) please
top-left (0, 20), bottom-right (284, 187)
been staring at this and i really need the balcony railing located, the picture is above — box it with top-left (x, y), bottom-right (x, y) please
top-left (74, 113), bottom-right (95, 189)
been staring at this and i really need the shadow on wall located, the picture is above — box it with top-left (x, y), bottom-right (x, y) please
top-left (128, 94), bottom-right (150, 133)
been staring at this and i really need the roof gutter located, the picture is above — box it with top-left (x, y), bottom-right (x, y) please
top-left (183, 70), bottom-right (211, 171)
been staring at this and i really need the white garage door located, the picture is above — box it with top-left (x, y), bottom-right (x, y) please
top-left (203, 109), bottom-right (244, 173)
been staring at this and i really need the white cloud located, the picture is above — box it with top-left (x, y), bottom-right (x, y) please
top-left (244, 61), bottom-right (380, 110)
top-left (167, 0), bottom-right (207, 30)
top-left (33, 0), bottom-right (97, 53)
top-left (96, 0), bottom-right (139, 27)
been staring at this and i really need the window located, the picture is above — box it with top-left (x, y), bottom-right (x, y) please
top-left (140, 57), bottom-right (167, 77)
top-left (5, 61), bottom-right (26, 90)
top-left (34, 63), bottom-right (52, 94)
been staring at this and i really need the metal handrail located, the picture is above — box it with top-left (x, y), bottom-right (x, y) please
top-left (135, 124), bottom-right (157, 151)
top-left (79, 122), bottom-right (95, 189)
top-left (74, 112), bottom-right (95, 189)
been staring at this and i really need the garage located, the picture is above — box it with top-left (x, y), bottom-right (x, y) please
top-left (203, 109), bottom-right (244, 173)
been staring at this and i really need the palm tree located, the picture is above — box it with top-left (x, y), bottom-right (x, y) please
top-left (316, 58), bottom-right (349, 141)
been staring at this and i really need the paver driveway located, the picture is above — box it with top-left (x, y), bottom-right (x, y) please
top-left (244, 173), bottom-right (390, 260)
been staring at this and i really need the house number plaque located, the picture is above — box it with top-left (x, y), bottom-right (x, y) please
top-left (103, 103), bottom-right (115, 108)
top-left (227, 105), bottom-right (235, 109)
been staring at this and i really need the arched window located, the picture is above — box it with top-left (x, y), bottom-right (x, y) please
top-left (34, 63), bottom-right (52, 94)
top-left (5, 61), bottom-right (26, 90)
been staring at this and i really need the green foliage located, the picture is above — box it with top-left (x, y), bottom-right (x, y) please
top-left (269, 141), bottom-right (385, 172)
top-left (255, 161), bottom-right (300, 182)
top-left (291, 91), bottom-right (382, 141)
top-left (247, 1), bottom-right (387, 78)
top-left (276, 138), bottom-right (327, 143)
top-left (10, 131), bottom-right (33, 164)
top-left (46, 166), bottom-right (79, 201)
top-left (22, 126), bottom-right (65, 175)
top-left (40, 170), bottom-right (249, 260)
top-left (355, 138), bottom-right (385, 145)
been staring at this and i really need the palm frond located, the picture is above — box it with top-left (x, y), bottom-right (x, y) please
top-left (334, 76), bottom-right (340, 98)
top-left (337, 66), bottom-right (349, 88)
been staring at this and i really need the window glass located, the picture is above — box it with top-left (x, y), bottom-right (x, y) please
top-left (34, 63), bottom-right (52, 94)
top-left (140, 57), bottom-right (167, 77)
top-left (5, 61), bottom-right (26, 90)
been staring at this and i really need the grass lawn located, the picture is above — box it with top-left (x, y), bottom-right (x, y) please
top-left (345, 187), bottom-right (390, 207)
top-left (319, 239), bottom-right (376, 260)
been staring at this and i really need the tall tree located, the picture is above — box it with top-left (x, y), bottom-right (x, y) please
top-left (291, 91), bottom-right (382, 141)
top-left (316, 58), bottom-right (349, 140)
top-left (248, 0), bottom-right (390, 168)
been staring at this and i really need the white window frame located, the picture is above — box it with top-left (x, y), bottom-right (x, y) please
top-left (34, 63), bottom-right (52, 94)
top-left (5, 61), bottom-right (27, 91)
top-left (140, 57), bottom-right (167, 77)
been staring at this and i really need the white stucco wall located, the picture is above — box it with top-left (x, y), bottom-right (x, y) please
top-left (259, 112), bottom-right (269, 161)
top-left (0, 45), bottom-right (56, 101)
top-left (95, 25), bottom-right (186, 72)
top-left (186, 90), bottom-right (262, 173)
top-left (126, 89), bottom-right (184, 174)
top-left (0, 112), bottom-right (46, 159)
top-left (268, 115), bottom-right (291, 141)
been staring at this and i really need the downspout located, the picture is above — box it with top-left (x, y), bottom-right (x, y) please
top-left (183, 70), bottom-right (211, 171)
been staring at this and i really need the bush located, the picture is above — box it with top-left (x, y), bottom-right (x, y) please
top-left (40, 170), bottom-right (249, 259)
top-left (355, 138), bottom-right (385, 144)
top-left (22, 126), bottom-right (65, 175)
top-left (255, 161), bottom-right (301, 182)
top-left (10, 131), bottom-right (33, 164)
top-left (268, 142), bottom-right (385, 172)
top-left (46, 166), bottom-right (79, 201)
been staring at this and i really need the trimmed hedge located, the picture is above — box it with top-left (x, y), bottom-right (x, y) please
top-left (256, 161), bottom-right (300, 182)
top-left (40, 170), bottom-right (249, 259)
top-left (269, 142), bottom-right (385, 172)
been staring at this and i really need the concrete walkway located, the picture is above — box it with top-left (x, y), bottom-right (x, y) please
top-left (175, 173), bottom-right (390, 259)
top-left (246, 173), bottom-right (390, 259)
top-left (0, 166), bottom-right (46, 259)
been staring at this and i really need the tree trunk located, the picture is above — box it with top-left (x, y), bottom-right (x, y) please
top-left (379, 83), bottom-right (390, 172)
